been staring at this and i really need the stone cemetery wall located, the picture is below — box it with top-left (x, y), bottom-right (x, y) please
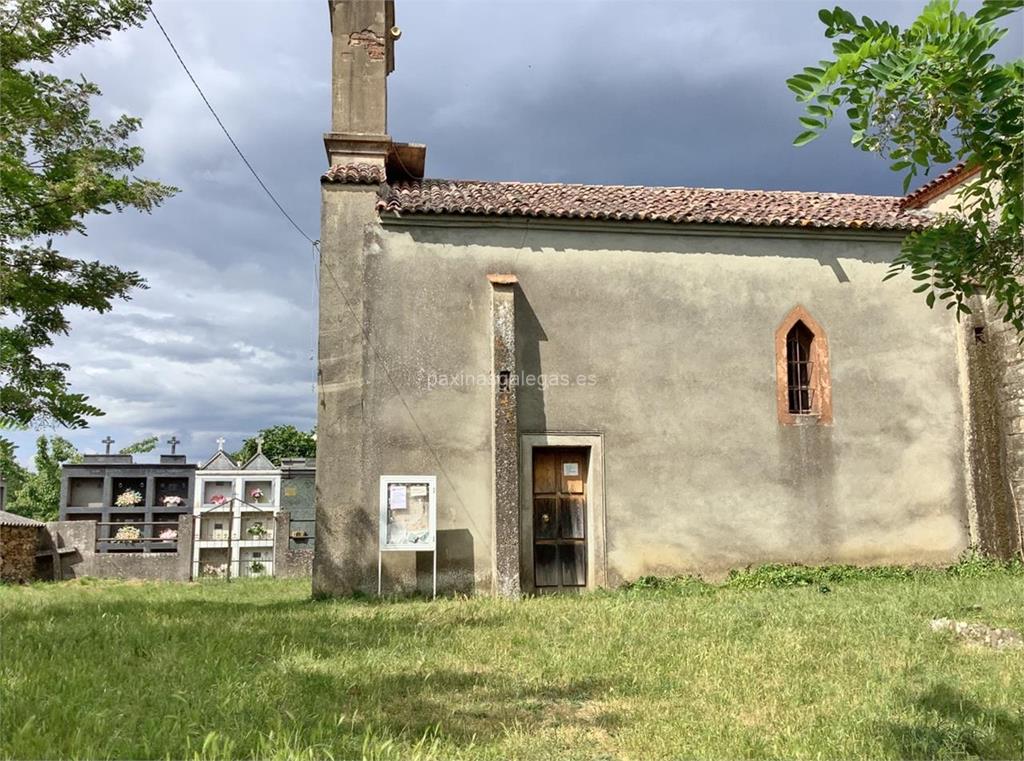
top-left (39, 515), bottom-right (194, 581)
top-left (274, 512), bottom-right (314, 578)
top-left (0, 525), bottom-right (39, 583)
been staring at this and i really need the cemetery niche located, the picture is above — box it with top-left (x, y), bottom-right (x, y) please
top-left (67, 477), bottom-right (103, 508)
top-left (192, 438), bottom-right (282, 579)
top-left (60, 442), bottom-right (196, 554)
top-left (51, 435), bottom-right (317, 580)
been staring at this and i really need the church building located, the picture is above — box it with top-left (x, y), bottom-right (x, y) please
top-left (313, 0), bottom-right (1024, 596)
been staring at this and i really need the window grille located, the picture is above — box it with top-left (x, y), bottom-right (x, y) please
top-left (786, 321), bottom-right (815, 414)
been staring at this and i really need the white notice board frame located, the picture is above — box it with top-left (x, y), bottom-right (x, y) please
top-left (378, 475), bottom-right (437, 598)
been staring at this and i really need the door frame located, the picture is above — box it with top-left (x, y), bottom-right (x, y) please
top-left (519, 432), bottom-right (607, 591)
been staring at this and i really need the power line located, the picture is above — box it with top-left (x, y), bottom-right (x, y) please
top-left (148, 4), bottom-right (317, 247)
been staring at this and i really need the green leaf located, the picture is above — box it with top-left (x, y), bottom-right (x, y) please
top-left (786, 77), bottom-right (814, 95)
top-left (799, 116), bottom-right (825, 128)
top-left (793, 130), bottom-right (821, 146)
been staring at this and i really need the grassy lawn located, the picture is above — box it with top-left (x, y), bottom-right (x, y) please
top-left (1, 569), bottom-right (1022, 760)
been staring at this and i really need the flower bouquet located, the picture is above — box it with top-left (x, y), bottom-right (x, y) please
top-left (249, 560), bottom-right (265, 574)
top-left (209, 494), bottom-right (227, 506)
top-left (202, 562), bottom-right (227, 578)
top-left (249, 487), bottom-right (264, 503)
top-left (113, 525), bottom-right (142, 542)
top-left (247, 521), bottom-right (267, 538)
top-left (115, 489), bottom-right (143, 508)
top-left (162, 495), bottom-right (185, 507)
top-left (159, 528), bottom-right (178, 541)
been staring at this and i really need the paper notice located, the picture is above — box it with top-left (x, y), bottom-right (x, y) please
top-left (389, 484), bottom-right (407, 510)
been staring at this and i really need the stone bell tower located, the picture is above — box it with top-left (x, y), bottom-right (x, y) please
top-left (323, 0), bottom-right (394, 167)
top-left (314, 0), bottom-right (423, 596)
top-left (322, 0), bottom-right (425, 175)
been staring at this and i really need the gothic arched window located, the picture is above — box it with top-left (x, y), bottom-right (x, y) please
top-left (775, 306), bottom-right (832, 424)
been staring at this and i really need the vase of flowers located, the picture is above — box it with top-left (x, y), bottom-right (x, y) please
top-left (113, 525), bottom-right (142, 542)
top-left (249, 560), bottom-right (265, 575)
top-left (158, 528), bottom-right (178, 541)
top-left (202, 562), bottom-right (227, 578)
top-left (246, 521), bottom-right (267, 538)
top-left (209, 494), bottom-right (227, 506)
top-left (115, 489), bottom-right (143, 508)
top-left (249, 487), bottom-right (264, 504)
top-left (162, 495), bottom-right (185, 508)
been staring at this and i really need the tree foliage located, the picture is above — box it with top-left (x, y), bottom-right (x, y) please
top-left (118, 435), bottom-right (157, 455)
top-left (234, 425), bottom-right (316, 466)
top-left (0, 0), bottom-right (177, 430)
top-left (4, 433), bottom-right (157, 519)
top-left (789, 0), bottom-right (1023, 327)
top-left (0, 438), bottom-right (30, 505)
top-left (6, 435), bottom-right (81, 521)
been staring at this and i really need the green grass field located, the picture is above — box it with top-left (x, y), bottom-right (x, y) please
top-left (2, 567), bottom-right (1022, 760)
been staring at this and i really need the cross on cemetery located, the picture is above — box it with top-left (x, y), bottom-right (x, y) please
top-left (102, 436), bottom-right (115, 455)
top-left (167, 436), bottom-right (181, 454)
top-left (256, 435), bottom-right (265, 453)
top-left (216, 436), bottom-right (226, 451)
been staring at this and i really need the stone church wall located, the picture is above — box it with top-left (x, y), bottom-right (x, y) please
top-left (961, 298), bottom-right (1024, 557)
top-left (322, 216), bottom-right (975, 594)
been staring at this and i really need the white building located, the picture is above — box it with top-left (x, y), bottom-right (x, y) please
top-left (192, 438), bottom-right (281, 578)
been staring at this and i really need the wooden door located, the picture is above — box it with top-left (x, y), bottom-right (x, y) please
top-left (532, 448), bottom-right (588, 590)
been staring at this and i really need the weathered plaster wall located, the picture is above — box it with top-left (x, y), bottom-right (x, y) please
top-left (380, 220), bottom-right (970, 589)
top-left (313, 185), bottom-right (381, 596)
top-left (316, 214), bottom-right (971, 594)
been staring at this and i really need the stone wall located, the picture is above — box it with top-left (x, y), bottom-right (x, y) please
top-left (1, 525), bottom-right (39, 583)
top-left (964, 298), bottom-right (1024, 557)
top-left (274, 512), bottom-right (314, 578)
top-left (38, 515), bottom-right (194, 581)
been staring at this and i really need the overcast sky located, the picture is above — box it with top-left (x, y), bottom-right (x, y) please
top-left (9, 0), bottom-right (1021, 464)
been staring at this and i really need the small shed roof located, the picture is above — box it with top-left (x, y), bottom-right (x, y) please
top-left (0, 510), bottom-right (44, 528)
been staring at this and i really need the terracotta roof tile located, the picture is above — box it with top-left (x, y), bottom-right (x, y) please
top-left (375, 178), bottom-right (931, 232)
top-left (901, 162), bottom-right (981, 209)
top-left (322, 163), bottom-right (387, 185)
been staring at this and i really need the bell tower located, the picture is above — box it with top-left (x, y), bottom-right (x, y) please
top-left (323, 0), bottom-right (424, 179)
top-left (323, 0), bottom-right (396, 167)
top-left (315, 0), bottom-right (422, 596)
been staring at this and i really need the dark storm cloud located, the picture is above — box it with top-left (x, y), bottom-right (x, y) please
top-left (9, 0), bottom-right (1021, 462)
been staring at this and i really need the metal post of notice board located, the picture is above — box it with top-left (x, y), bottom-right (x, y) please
top-left (377, 475), bottom-right (437, 599)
